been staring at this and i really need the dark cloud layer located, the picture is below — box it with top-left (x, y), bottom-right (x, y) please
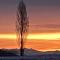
top-left (0, 0), bottom-right (60, 7)
top-left (42, 24), bottom-right (60, 28)
top-left (25, 0), bottom-right (60, 6)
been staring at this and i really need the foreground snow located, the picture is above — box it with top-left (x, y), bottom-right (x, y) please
top-left (0, 53), bottom-right (60, 60)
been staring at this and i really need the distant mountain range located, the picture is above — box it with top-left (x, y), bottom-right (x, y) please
top-left (0, 48), bottom-right (60, 56)
top-left (0, 48), bottom-right (41, 56)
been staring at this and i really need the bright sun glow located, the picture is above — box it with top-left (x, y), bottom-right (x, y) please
top-left (27, 33), bottom-right (60, 40)
top-left (0, 34), bottom-right (16, 39)
top-left (0, 33), bottom-right (60, 40)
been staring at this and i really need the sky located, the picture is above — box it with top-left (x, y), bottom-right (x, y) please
top-left (0, 0), bottom-right (60, 51)
top-left (0, 0), bottom-right (60, 33)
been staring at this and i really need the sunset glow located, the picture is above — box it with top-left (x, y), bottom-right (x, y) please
top-left (0, 34), bottom-right (16, 40)
top-left (0, 33), bottom-right (60, 51)
top-left (27, 33), bottom-right (60, 40)
top-left (0, 33), bottom-right (60, 40)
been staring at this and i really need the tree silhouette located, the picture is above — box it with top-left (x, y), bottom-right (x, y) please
top-left (16, 0), bottom-right (29, 56)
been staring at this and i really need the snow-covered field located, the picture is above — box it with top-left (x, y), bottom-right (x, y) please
top-left (0, 55), bottom-right (60, 60)
top-left (0, 56), bottom-right (40, 60)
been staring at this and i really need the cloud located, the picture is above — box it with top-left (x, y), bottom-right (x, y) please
top-left (40, 24), bottom-right (60, 29)
top-left (45, 24), bottom-right (60, 28)
top-left (31, 24), bottom-right (60, 28)
top-left (25, 0), bottom-right (60, 6)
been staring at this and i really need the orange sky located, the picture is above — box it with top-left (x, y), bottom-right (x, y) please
top-left (0, 39), bottom-right (60, 51)
top-left (0, 33), bottom-right (60, 51)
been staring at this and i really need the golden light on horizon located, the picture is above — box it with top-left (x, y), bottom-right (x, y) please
top-left (0, 34), bottom-right (16, 40)
top-left (38, 49), bottom-right (60, 52)
top-left (27, 33), bottom-right (60, 40)
top-left (0, 33), bottom-right (60, 51)
top-left (0, 33), bottom-right (60, 40)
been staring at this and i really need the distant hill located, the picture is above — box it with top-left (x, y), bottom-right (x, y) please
top-left (0, 49), bottom-right (17, 56)
top-left (0, 48), bottom-right (60, 56)
top-left (24, 48), bottom-right (42, 55)
top-left (0, 48), bottom-right (41, 56)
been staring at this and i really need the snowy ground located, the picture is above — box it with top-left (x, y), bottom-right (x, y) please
top-left (0, 55), bottom-right (60, 60)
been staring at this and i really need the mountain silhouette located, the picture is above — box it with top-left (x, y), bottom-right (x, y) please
top-left (0, 49), bottom-right (17, 56)
top-left (0, 48), bottom-right (42, 56)
top-left (0, 48), bottom-right (60, 60)
top-left (0, 48), bottom-right (60, 57)
top-left (24, 48), bottom-right (42, 55)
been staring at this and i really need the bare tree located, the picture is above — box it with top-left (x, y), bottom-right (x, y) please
top-left (16, 0), bottom-right (29, 56)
